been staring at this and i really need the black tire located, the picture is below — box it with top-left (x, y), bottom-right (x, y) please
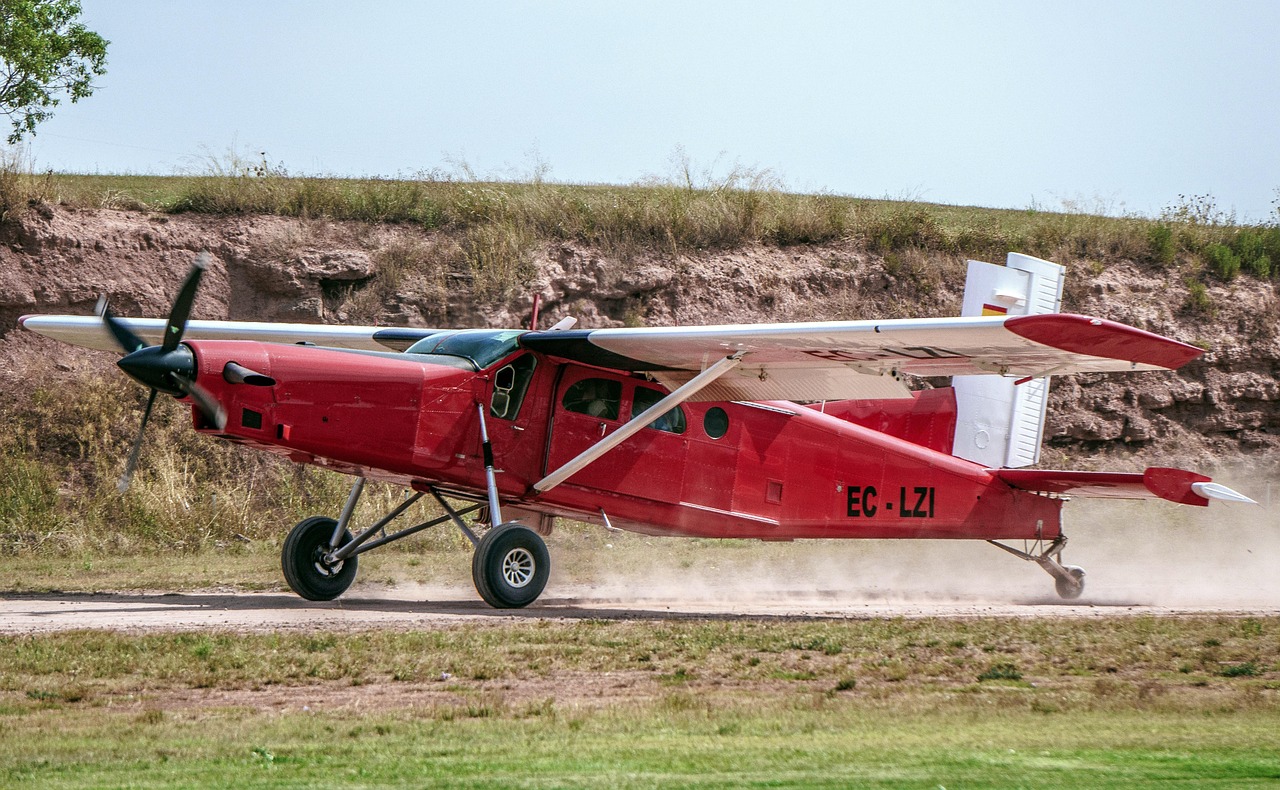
top-left (1054, 565), bottom-right (1086, 600)
top-left (281, 516), bottom-right (358, 601)
top-left (472, 522), bottom-right (550, 609)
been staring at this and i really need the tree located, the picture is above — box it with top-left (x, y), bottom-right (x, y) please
top-left (0, 0), bottom-right (107, 144)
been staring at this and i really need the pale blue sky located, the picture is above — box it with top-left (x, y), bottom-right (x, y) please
top-left (24, 0), bottom-right (1280, 220)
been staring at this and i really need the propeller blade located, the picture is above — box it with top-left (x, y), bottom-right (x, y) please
top-left (173, 374), bottom-right (227, 431)
top-left (95, 296), bottom-right (147, 355)
top-left (161, 252), bottom-right (210, 353)
top-left (118, 388), bottom-right (159, 493)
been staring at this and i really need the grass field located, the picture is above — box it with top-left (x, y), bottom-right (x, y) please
top-left (4, 706), bottom-right (1278, 788)
top-left (0, 617), bottom-right (1277, 787)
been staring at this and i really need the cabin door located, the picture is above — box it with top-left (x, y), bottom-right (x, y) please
top-left (544, 366), bottom-right (688, 504)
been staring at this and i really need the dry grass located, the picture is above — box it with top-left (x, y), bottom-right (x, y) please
top-left (1, 160), bottom-right (1274, 280)
top-left (1, 616), bottom-right (1276, 704)
top-left (0, 359), bottom-right (475, 556)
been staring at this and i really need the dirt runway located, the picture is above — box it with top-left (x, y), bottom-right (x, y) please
top-left (2, 586), bottom-right (1277, 635)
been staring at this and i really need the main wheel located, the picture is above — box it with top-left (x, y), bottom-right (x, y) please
top-left (281, 516), bottom-right (358, 601)
top-left (472, 522), bottom-right (550, 609)
top-left (1054, 565), bottom-right (1086, 600)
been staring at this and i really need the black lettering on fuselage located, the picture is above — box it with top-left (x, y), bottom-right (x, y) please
top-left (851, 484), bottom-right (940, 518)
top-left (897, 486), bottom-right (936, 518)
top-left (846, 485), bottom-right (879, 517)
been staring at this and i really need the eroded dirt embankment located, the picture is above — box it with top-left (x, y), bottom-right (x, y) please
top-left (2, 205), bottom-right (1278, 468)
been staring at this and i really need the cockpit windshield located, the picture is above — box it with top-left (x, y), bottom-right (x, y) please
top-left (405, 330), bottom-right (526, 368)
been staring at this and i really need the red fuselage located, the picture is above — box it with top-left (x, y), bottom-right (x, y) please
top-left (185, 340), bottom-right (1063, 542)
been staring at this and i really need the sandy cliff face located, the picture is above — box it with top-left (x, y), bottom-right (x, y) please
top-left (2, 205), bottom-right (1277, 468)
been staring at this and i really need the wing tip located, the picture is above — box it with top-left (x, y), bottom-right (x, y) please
top-left (1006, 313), bottom-right (1204, 370)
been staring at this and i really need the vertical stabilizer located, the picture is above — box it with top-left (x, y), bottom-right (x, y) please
top-left (951, 253), bottom-right (1065, 468)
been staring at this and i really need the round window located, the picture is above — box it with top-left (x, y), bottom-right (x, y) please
top-left (703, 406), bottom-right (729, 439)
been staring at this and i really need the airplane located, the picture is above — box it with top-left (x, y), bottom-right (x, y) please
top-left (19, 251), bottom-right (1255, 608)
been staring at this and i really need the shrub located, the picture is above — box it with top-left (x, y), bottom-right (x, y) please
top-left (977, 662), bottom-right (1023, 682)
top-left (1204, 243), bottom-right (1241, 280)
top-left (1147, 224), bottom-right (1176, 265)
top-left (1184, 280), bottom-right (1214, 315)
top-left (1232, 230), bottom-right (1273, 277)
top-left (1219, 661), bottom-right (1259, 678)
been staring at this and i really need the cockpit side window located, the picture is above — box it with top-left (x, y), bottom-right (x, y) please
top-left (632, 386), bottom-right (686, 434)
top-left (490, 354), bottom-right (537, 420)
top-left (561, 378), bottom-right (622, 420)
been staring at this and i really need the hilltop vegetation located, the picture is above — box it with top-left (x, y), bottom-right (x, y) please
top-left (3, 154), bottom-right (1278, 294)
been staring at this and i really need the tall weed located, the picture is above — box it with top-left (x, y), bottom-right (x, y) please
top-left (0, 149), bottom-right (54, 225)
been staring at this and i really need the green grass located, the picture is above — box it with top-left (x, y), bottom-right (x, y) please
top-left (2, 706), bottom-right (1278, 788)
top-left (0, 618), bottom-right (1277, 787)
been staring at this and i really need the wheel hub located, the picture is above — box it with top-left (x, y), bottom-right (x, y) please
top-left (311, 546), bottom-right (343, 578)
top-left (501, 547), bottom-right (535, 588)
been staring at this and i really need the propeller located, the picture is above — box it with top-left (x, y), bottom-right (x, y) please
top-left (100, 252), bottom-right (227, 492)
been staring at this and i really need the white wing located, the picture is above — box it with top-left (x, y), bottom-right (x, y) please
top-left (520, 314), bottom-right (1202, 401)
top-left (21, 311), bottom-right (1202, 403)
top-left (19, 315), bottom-right (436, 353)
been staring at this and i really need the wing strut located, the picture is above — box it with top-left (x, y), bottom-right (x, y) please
top-left (533, 353), bottom-right (745, 493)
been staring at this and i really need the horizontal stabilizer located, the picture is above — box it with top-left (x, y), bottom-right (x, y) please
top-left (997, 467), bottom-right (1256, 507)
top-left (1190, 481), bottom-right (1259, 505)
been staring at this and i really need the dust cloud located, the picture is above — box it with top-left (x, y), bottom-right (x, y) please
top-left (546, 466), bottom-right (1280, 612)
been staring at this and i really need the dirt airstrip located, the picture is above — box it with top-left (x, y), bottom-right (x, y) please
top-left (2, 588), bottom-right (1279, 637)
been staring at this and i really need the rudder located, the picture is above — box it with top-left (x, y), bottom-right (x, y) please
top-left (950, 253), bottom-right (1065, 468)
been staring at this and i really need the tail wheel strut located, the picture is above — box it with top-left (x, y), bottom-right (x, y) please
top-left (989, 535), bottom-right (1086, 600)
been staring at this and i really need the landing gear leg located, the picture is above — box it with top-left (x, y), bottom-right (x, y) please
top-left (467, 404), bottom-right (551, 609)
top-left (989, 535), bottom-right (1086, 600)
top-left (281, 475), bottom-right (485, 602)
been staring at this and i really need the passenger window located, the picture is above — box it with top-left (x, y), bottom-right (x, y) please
top-left (631, 386), bottom-right (686, 434)
top-left (561, 378), bottom-right (622, 420)
top-left (703, 406), bottom-right (729, 439)
top-left (490, 354), bottom-right (536, 420)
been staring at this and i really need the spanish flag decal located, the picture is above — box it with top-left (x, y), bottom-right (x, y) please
top-left (981, 304), bottom-right (1009, 317)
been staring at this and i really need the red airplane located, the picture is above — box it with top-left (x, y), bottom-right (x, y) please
top-left (20, 252), bottom-right (1254, 607)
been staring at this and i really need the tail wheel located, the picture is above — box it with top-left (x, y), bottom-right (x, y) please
top-left (472, 522), bottom-right (550, 609)
top-left (281, 516), bottom-right (358, 601)
top-left (1055, 565), bottom-right (1086, 600)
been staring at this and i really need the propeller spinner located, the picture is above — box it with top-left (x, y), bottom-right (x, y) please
top-left (100, 252), bottom-right (227, 492)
